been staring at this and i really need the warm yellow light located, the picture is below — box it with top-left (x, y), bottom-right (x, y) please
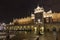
top-left (13, 17), bottom-right (33, 24)
top-left (34, 27), bottom-right (37, 31)
top-left (34, 5), bottom-right (44, 13)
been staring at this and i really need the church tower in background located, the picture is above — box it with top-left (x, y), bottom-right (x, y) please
top-left (34, 4), bottom-right (44, 24)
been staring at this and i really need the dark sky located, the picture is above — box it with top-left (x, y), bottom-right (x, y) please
top-left (0, 0), bottom-right (60, 23)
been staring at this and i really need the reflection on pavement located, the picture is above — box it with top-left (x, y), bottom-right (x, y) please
top-left (11, 31), bottom-right (60, 40)
top-left (0, 31), bottom-right (60, 40)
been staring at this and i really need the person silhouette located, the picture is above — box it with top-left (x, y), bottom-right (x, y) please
top-left (52, 27), bottom-right (58, 40)
top-left (53, 27), bottom-right (56, 35)
top-left (36, 36), bottom-right (39, 40)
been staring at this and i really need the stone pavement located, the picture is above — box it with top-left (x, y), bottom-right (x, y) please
top-left (0, 31), bottom-right (59, 40)
top-left (11, 31), bottom-right (60, 40)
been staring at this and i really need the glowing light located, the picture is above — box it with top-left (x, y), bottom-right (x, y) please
top-left (24, 26), bottom-right (26, 28)
top-left (34, 5), bottom-right (44, 13)
top-left (13, 17), bottom-right (33, 24)
top-left (38, 19), bottom-right (40, 22)
top-left (47, 10), bottom-right (52, 13)
top-left (40, 27), bottom-right (44, 34)
top-left (34, 27), bottom-right (37, 31)
top-left (1, 23), bottom-right (6, 26)
top-left (31, 26), bottom-right (34, 28)
top-left (31, 14), bottom-right (35, 19)
top-left (27, 26), bottom-right (30, 28)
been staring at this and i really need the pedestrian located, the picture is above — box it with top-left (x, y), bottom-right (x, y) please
top-left (52, 27), bottom-right (58, 40)
top-left (36, 36), bottom-right (39, 40)
top-left (52, 27), bottom-right (56, 35)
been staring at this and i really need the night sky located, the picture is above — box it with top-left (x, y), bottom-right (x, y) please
top-left (0, 0), bottom-right (60, 23)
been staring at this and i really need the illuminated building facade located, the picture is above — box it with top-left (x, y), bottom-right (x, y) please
top-left (34, 5), bottom-right (44, 23)
top-left (13, 17), bottom-right (34, 25)
top-left (6, 4), bottom-right (60, 32)
top-left (12, 5), bottom-right (60, 25)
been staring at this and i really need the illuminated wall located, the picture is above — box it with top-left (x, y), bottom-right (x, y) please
top-left (13, 13), bottom-right (60, 25)
top-left (44, 13), bottom-right (60, 22)
top-left (13, 17), bottom-right (34, 25)
top-left (52, 13), bottom-right (60, 22)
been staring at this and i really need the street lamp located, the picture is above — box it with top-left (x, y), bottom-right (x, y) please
top-left (38, 19), bottom-right (41, 23)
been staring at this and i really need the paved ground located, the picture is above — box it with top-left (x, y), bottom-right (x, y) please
top-left (0, 31), bottom-right (15, 40)
top-left (11, 31), bottom-right (60, 40)
top-left (0, 31), bottom-right (60, 40)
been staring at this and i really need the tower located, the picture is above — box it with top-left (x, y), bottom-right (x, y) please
top-left (33, 5), bottom-right (45, 35)
top-left (34, 5), bottom-right (44, 24)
